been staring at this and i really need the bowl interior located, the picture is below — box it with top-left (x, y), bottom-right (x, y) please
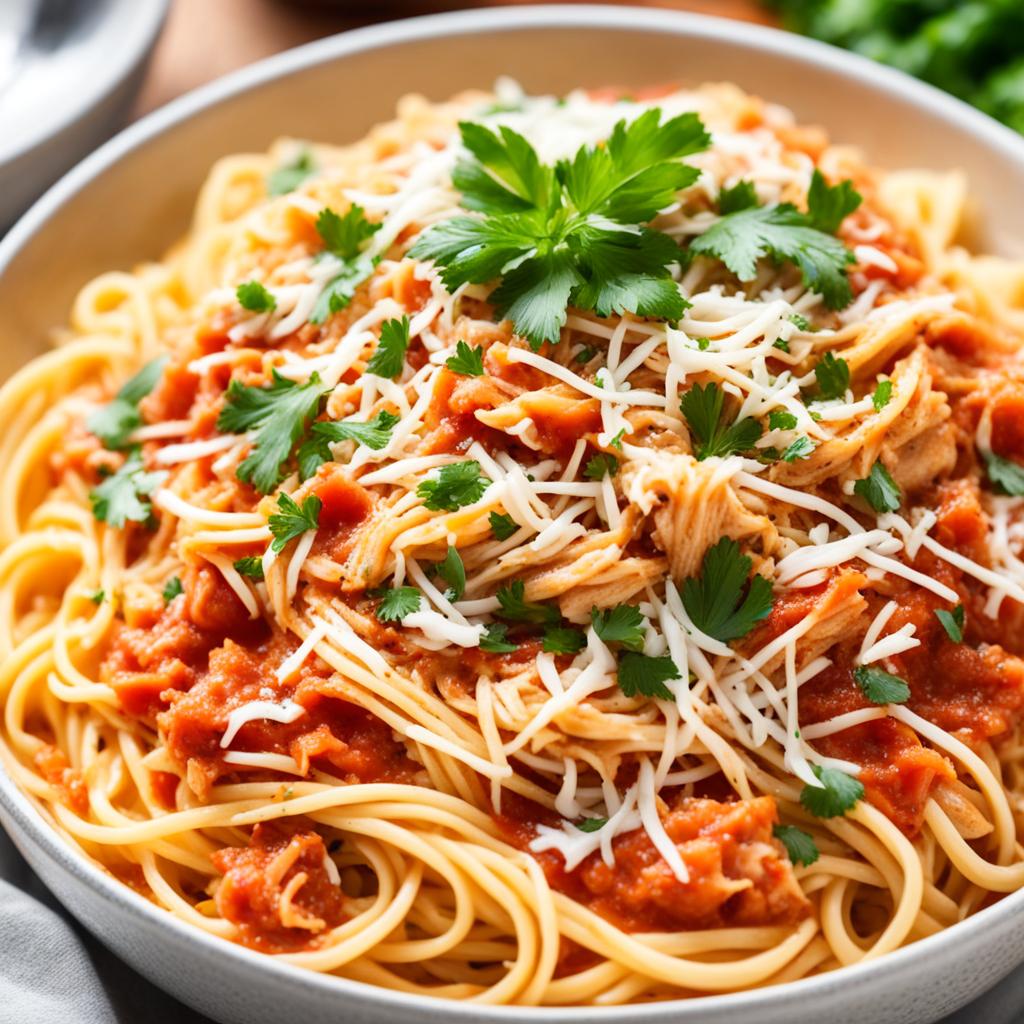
top-left (2, 6), bottom-right (1024, 383)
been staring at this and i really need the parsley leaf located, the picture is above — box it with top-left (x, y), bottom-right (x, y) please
top-left (410, 110), bottom-right (707, 348)
top-left (781, 436), bottom-right (815, 462)
top-left (983, 451), bottom-right (1024, 496)
top-left (375, 586), bottom-right (422, 622)
top-left (479, 622), bottom-right (518, 653)
top-left (772, 824), bottom-right (820, 867)
top-left (489, 511), bottom-right (519, 540)
top-left (89, 589), bottom-right (105, 605)
top-left (267, 493), bottom-right (321, 553)
top-left (366, 316), bottom-right (411, 379)
top-left (436, 546), bottom-right (466, 601)
top-left (89, 451), bottom-right (165, 528)
top-left (688, 171), bottom-right (860, 310)
top-left (853, 461), bottom-right (901, 513)
top-left (217, 370), bottom-right (329, 494)
top-left (310, 205), bottom-right (380, 323)
top-left (813, 352), bottom-right (850, 400)
top-left (417, 460), bottom-right (489, 512)
top-left (87, 356), bottom-right (168, 450)
top-left (608, 429), bottom-right (625, 451)
top-left (854, 664), bottom-right (910, 704)
top-left (769, 409), bottom-right (798, 431)
top-left (617, 652), bottom-right (679, 700)
top-left (576, 817), bottom-right (608, 833)
top-left (296, 409), bottom-right (400, 479)
top-left (267, 147), bottom-right (315, 196)
top-left (788, 312), bottom-right (813, 332)
top-left (935, 604), bottom-right (965, 644)
top-left (233, 556), bottom-right (265, 580)
top-left (162, 576), bottom-right (183, 603)
top-left (584, 453), bottom-right (619, 480)
top-left (872, 379), bottom-right (893, 412)
top-left (680, 382), bottom-right (762, 460)
top-left (591, 604), bottom-right (646, 652)
top-left (542, 625), bottom-right (586, 655)
top-left (800, 765), bottom-right (864, 818)
top-left (680, 537), bottom-right (773, 643)
top-left (575, 345), bottom-right (598, 364)
top-left (445, 340), bottom-right (485, 376)
top-left (236, 281), bottom-right (277, 313)
top-left (496, 579), bottom-right (560, 625)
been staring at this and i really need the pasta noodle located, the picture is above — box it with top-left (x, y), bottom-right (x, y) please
top-left (3, 79), bottom-right (1024, 1006)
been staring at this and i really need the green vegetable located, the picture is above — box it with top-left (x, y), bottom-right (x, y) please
top-left (496, 579), bottom-right (560, 625)
top-left (680, 381), bottom-right (762, 460)
top-left (617, 652), bottom-right (679, 700)
top-left (853, 460), bottom-right (902, 512)
top-left (576, 817), bottom-right (608, 833)
top-left (688, 171), bottom-right (861, 309)
top-left (236, 281), bottom-right (277, 313)
top-left (296, 410), bottom-right (399, 479)
top-left (310, 205), bottom-right (380, 323)
top-left (268, 493), bottom-right (322, 553)
top-left (872, 379), bottom-right (893, 411)
top-left (591, 604), bottom-right (646, 652)
top-left (267, 147), bottom-right (316, 195)
top-left (680, 537), bottom-right (774, 643)
top-left (583, 453), bottom-right (620, 480)
top-left (813, 351), bottom-right (851, 400)
top-left (89, 451), bottom-right (166, 528)
top-left (217, 370), bottom-right (329, 494)
top-left (233, 557), bottom-right (265, 580)
top-left (542, 625), bottom-right (586, 654)
top-left (87, 356), bottom-right (168, 450)
top-left (445, 340), bottom-right (485, 376)
top-left (983, 450), bottom-right (1024, 496)
top-left (799, 765), bottom-right (864, 818)
top-left (436, 546), bottom-right (466, 601)
top-left (162, 576), bottom-right (183, 604)
top-left (854, 664), bottom-right (910, 704)
top-left (935, 604), bottom-right (965, 643)
top-left (479, 622), bottom-right (518, 653)
top-left (772, 824), bottom-right (820, 866)
top-left (366, 316), bottom-right (411, 379)
top-left (410, 110), bottom-right (709, 348)
top-left (417, 460), bottom-right (489, 512)
top-left (489, 511), bottom-right (519, 540)
top-left (781, 435), bottom-right (815, 462)
top-left (375, 586), bottom-right (422, 622)
top-left (769, 409), bottom-right (799, 431)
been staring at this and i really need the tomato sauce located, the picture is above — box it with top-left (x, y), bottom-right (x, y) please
top-left (33, 744), bottom-right (89, 815)
top-left (211, 823), bottom-right (345, 952)
top-left (308, 465), bottom-right (374, 562)
top-left (497, 793), bottom-right (808, 934)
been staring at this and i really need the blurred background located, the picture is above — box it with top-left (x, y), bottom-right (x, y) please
top-left (2, 0), bottom-right (1023, 226)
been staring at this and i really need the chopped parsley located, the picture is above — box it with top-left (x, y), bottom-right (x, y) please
top-left (445, 340), bottom-right (485, 376)
top-left (773, 338), bottom-right (790, 352)
top-left (695, 336), bottom-right (711, 350)
top-left (800, 765), bottom-right (864, 819)
top-left (935, 604), bottom-right (965, 644)
top-left (853, 460), bottom-right (902, 513)
top-left (768, 409), bottom-right (798, 431)
top-left (542, 625), bottom-right (586, 655)
top-left (574, 345), bottom-right (598, 364)
top-left (479, 622), bottom-right (518, 653)
top-left (772, 824), bottom-right (820, 867)
top-left (417, 460), bottom-right (489, 512)
top-left (854, 665), bottom-right (910, 705)
top-left (608, 429), bottom-right (625, 451)
top-left (489, 511), bottom-right (519, 541)
top-left (217, 370), bottom-right (329, 493)
top-left (983, 450), bottom-right (1024, 496)
top-left (267, 147), bottom-right (315, 196)
top-left (813, 351), bottom-right (850, 400)
top-left (617, 652), bottom-right (679, 701)
top-left (162, 576), bottom-right (183, 604)
top-left (688, 171), bottom-right (861, 310)
top-left (89, 589), bottom-right (105, 605)
top-left (436, 546), bottom-right (466, 602)
top-left (872, 379), bottom-right (893, 412)
top-left (410, 109), bottom-right (708, 348)
top-left (365, 316), bottom-right (411, 379)
top-left (576, 817), bottom-right (608, 833)
top-left (236, 280), bottom-right (276, 313)
top-left (679, 381), bottom-right (761, 460)
top-left (495, 579), bottom-right (560, 625)
top-left (233, 556), bottom-right (265, 580)
top-left (375, 586), bottom-right (422, 622)
top-left (267, 493), bottom-right (321, 553)
top-left (296, 409), bottom-right (399, 478)
top-left (680, 537), bottom-right (773, 643)
top-left (788, 312), bottom-right (813, 331)
top-left (86, 356), bottom-right (168, 450)
top-left (89, 451), bottom-right (166, 528)
top-left (310, 205), bottom-right (380, 323)
top-left (584, 452), bottom-right (619, 480)
top-left (591, 604), bottom-right (646, 652)
top-left (781, 435), bottom-right (815, 462)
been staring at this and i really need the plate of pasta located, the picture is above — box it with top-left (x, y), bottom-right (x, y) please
top-left (2, 7), bottom-right (1024, 1024)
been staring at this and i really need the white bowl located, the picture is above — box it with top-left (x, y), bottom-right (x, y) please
top-left (2, 7), bottom-right (1024, 1024)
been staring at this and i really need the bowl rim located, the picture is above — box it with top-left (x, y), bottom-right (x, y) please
top-left (0, 0), bottom-right (170, 167)
top-left (3, 5), bottom-right (1024, 1020)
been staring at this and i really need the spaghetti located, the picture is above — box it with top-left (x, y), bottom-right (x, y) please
top-left (3, 80), bottom-right (1024, 1005)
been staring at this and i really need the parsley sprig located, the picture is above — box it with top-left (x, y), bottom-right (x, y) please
top-left (217, 370), bottom-right (329, 493)
top-left (680, 382), bottom-right (761, 460)
top-left (800, 765), bottom-right (864, 818)
top-left (267, 147), bottom-right (316, 196)
top-left (853, 461), bottom-right (902, 513)
top-left (310, 206), bottom-right (380, 324)
top-left (983, 451), bottom-right (1024, 496)
top-left (935, 604), bottom-right (965, 644)
top-left (375, 586), bottom-right (422, 622)
top-left (410, 110), bottom-right (709, 348)
top-left (773, 824), bottom-right (819, 866)
top-left (854, 665), bottom-right (910, 705)
top-left (366, 316), bottom-right (411, 379)
top-left (297, 409), bottom-right (399, 478)
top-left (87, 357), bottom-right (168, 450)
top-left (680, 537), bottom-right (773, 642)
top-left (268, 493), bottom-right (321, 552)
top-left (445, 340), bottom-right (485, 376)
top-left (417, 461), bottom-right (489, 512)
top-left (688, 171), bottom-right (861, 309)
top-left (89, 451), bottom-right (166, 528)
